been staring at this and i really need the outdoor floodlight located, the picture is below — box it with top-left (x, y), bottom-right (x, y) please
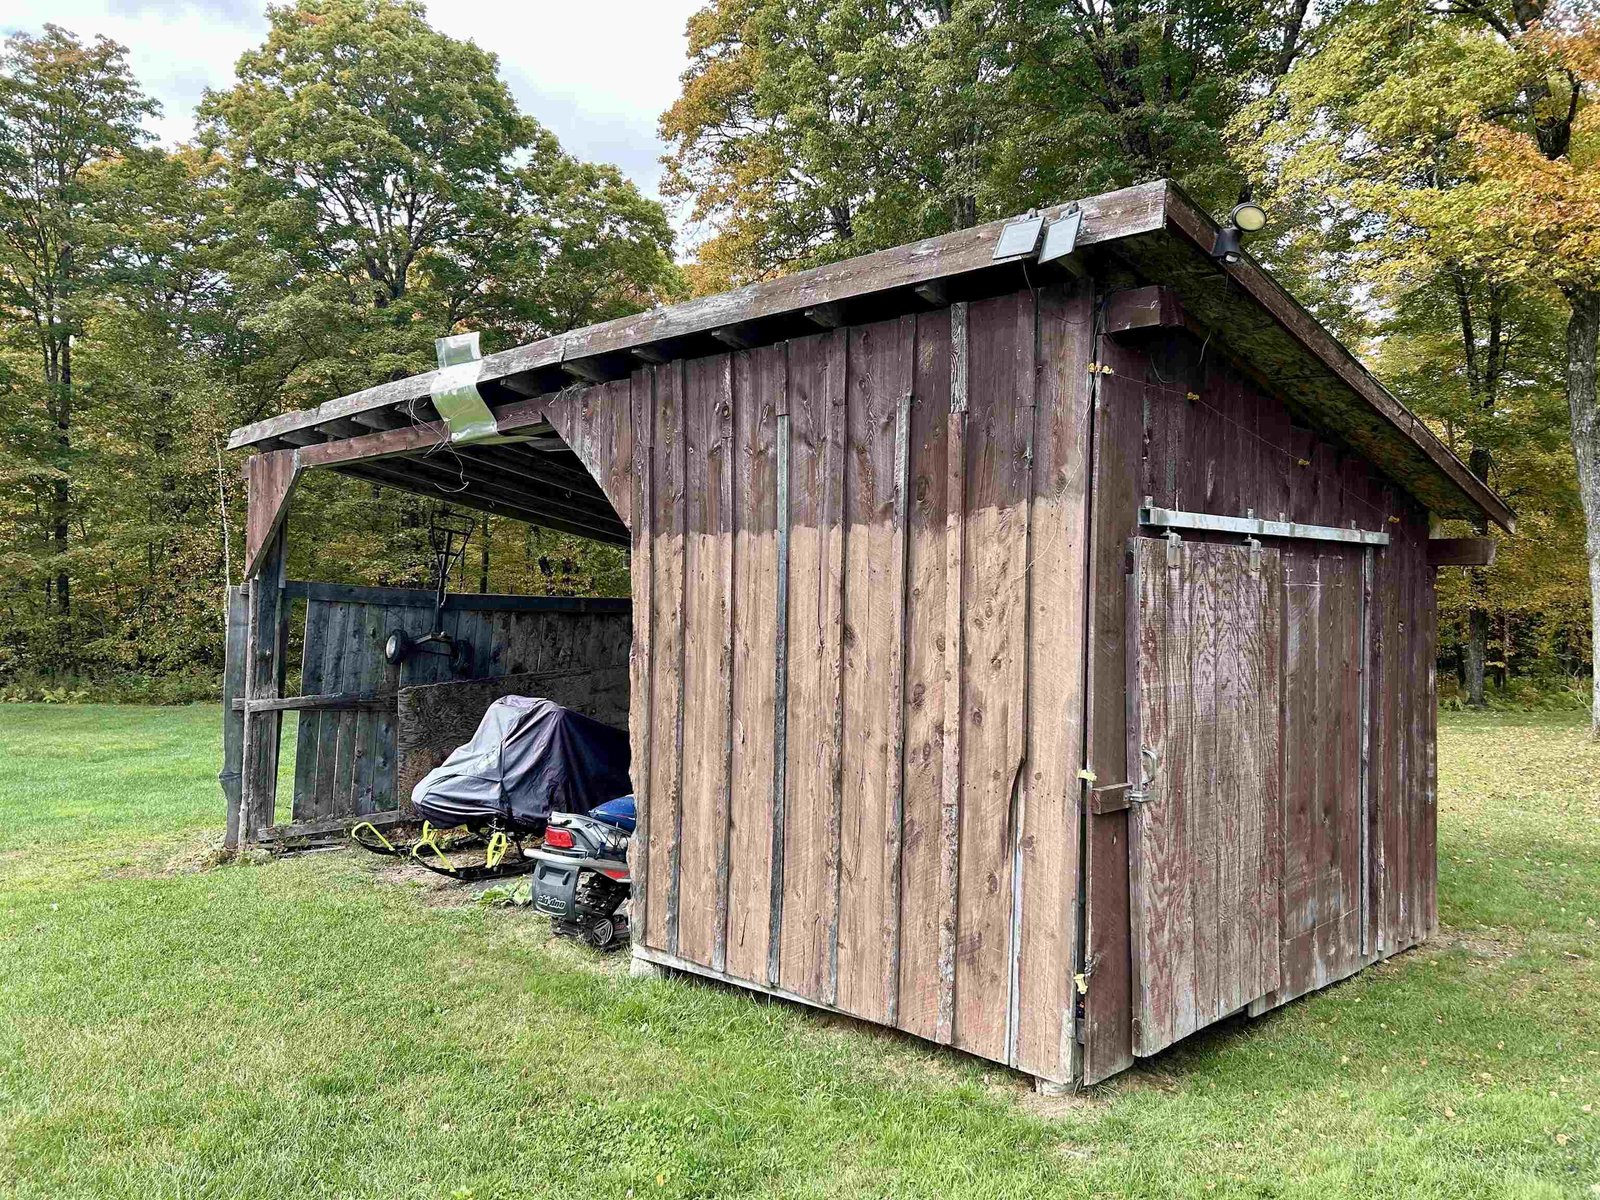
top-left (1212, 188), bottom-right (1268, 265)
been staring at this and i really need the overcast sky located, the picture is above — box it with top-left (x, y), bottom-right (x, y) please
top-left (3, 1), bottom-right (703, 215)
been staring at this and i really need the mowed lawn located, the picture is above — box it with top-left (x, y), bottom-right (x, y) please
top-left (0, 706), bottom-right (1595, 1198)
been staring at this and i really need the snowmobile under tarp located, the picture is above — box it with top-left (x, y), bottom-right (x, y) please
top-left (351, 696), bottom-right (631, 882)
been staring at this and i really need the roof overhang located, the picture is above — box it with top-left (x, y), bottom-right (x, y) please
top-left (228, 179), bottom-right (1513, 533)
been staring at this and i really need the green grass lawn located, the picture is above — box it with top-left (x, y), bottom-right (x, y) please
top-left (0, 705), bottom-right (1595, 1198)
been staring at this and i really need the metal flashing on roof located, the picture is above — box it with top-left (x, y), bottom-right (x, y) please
top-left (431, 333), bottom-right (527, 446)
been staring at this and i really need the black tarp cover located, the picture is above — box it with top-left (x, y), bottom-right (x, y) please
top-left (410, 696), bottom-right (631, 831)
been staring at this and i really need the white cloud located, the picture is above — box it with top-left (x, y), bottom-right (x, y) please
top-left (2, 0), bottom-right (701, 206)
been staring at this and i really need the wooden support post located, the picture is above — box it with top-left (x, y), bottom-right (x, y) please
top-left (239, 523), bottom-right (289, 842)
top-left (243, 449), bottom-right (301, 580)
top-left (937, 301), bottom-right (969, 1046)
top-left (220, 585), bottom-right (248, 849)
top-left (1425, 537), bottom-right (1495, 567)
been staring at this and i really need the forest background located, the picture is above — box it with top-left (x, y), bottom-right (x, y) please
top-left (2, 0), bottom-right (1596, 711)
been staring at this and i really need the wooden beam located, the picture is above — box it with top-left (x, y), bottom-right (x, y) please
top-left (349, 407), bottom-right (411, 431)
top-left (220, 585), bottom-right (248, 849)
top-left (711, 325), bottom-right (759, 350)
top-left (561, 358), bottom-right (618, 384)
top-left (336, 464), bottom-right (630, 545)
top-left (282, 580), bottom-right (630, 612)
top-left (1427, 536), bottom-right (1496, 567)
top-left (295, 420), bottom-right (446, 468)
top-left (231, 691), bottom-right (395, 714)
top-left (460, 444), bottom-right (614, 499)
top-left (803, 303), bottom-right (846, 329)
top-left (243, 449), bottom-right (301, 580)
top-left (346, 449), bottom-right (625, 536)
top-left (239, 524), bottom-right (288, 842)
top-left (258, 808), bottom-right (407, 844)
top-left (228, 181), bottom-right (1169, 450)
top-left (1105, 285), bottom-right (1195, 336)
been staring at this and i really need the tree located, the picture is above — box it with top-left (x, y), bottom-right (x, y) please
top-left (1457, 15), bottom-right (1600, 724)
top-left (199, 0), bottom-right (680, 416)
top-left (1236, 0), bottom-right (1591, 706)
top-left (0, 26), bottom-right (155, 636)
top-left (662, 0), bottom-right (1326, 290)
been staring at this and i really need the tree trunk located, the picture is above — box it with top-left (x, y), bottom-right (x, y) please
top-left (479, 514), bottom-right (491, 594)
top-left (1563, 287), bottom-right (1600, 734)
top-left (1463, 609), bottom-right (1489, 706)
top-left (1465, 446), bottom-right (1494, 707)
top-left (53, 339), bottom-right (73, 617)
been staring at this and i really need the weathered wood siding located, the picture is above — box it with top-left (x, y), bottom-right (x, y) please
top-left (1082, 326), bottom-right (1438, 1081)
top-left (284, 588), bottom-right (631, 823)
top-left (395, 665), bottom-right (631, 801)
top-left (626, 283), bottom-right (1096, 1084)
top-left (1127, 538), bottom-right (1283, 1055)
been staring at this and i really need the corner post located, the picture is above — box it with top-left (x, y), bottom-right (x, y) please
top-left (238, 455), bottom-right (293, 843)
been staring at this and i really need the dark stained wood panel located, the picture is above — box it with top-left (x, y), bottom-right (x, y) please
top-left (676, 355), bottom-right (736, 968)
top-left (894, 309), bottom-right (953, 1043)
top-left (1010, 281), bottom-right (1093, 1082)
top-left (646, 361), bottom-right (689, 951)
top-left (951, 293), bottom-right (1033, 1064)
top-left (543, 377), bottom-right (633, 530)
top-left (778, 331), bottom-right (848, 1001)
top-left (1079, 348), bottom-right (1149, 1086)
top-left (724, 345), bottom-right (784, 983)
top-left (628, 368), bottom-right (656, 938)
top-left (835, 315), bottom-right (915, 1022)
top-left (1128, 538), bottom-right (1281, 1055)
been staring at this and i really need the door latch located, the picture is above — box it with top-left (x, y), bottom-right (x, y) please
top-left (1086, 746), bottom-right (1160, 813)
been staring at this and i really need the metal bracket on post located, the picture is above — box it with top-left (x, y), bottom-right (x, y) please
top-left (1127, 747), bottom-right (1159, 805)
top-left (1246, 535), bottom-right (1263, 573)
top-left (1164, 528), bottom-right (1183, 568)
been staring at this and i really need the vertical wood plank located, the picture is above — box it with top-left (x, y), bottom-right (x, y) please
top-left (778, 330), bottom-right (847, 1001)
top-left (895, 309), bottom-right (951, 1042)
top-left (766, 362), bottom-right (793, 988)
top-left (951, 293), bottom-right (1033, 1064)
top-left (221, 586), bottom-right (249, 848)
top-left (628, 367), bottom-right (656, 945)
top-left (726, 345), bottom-right (782, 984)
top-left (1012, 280), bottom-right (1093, 1082)
top-left (645, 361), bottom-right (687, 952)
top-left (1129, 537), bottom-right (1190, 1053)
top-left (292, 600), bottom-right (328, 821)
top-left (836, 315), bottom-right (915, 1023)
top-left (311, 601), bottom-right (352, 818)
top-left (240, 524), bottom-right (288, 839)
top-left (1080, 332), bottom-right (1145, 1085)
top-left (677, 354), bottom-right (735, 967)
top-left (936, 302), bottom-right (968, 1047)
top-left (1257, 548), bottom-right (1285, 998)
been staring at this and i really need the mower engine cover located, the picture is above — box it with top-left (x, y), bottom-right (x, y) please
top-left (410, 696), bottom-right (631, 832)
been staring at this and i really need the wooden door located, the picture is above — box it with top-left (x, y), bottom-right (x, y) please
top-left (1127, 537), bottom-right (1284, 1056)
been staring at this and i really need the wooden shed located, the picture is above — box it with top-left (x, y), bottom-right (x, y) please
top-left (223, 180), bottom-right (1512, 1089)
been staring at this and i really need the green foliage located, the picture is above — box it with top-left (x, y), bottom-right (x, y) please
top-left (0, 3), bottom-right (672, 691)
top-left (1235, 0), bottom-right (1595, 697)
top-left (661, 0), bottom-right (1317, 289)
top-left (1, 706), bottom-right (1596, 1194)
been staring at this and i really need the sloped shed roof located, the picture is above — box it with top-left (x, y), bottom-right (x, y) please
top-left (229, 179), bottom-right (1513, 532)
